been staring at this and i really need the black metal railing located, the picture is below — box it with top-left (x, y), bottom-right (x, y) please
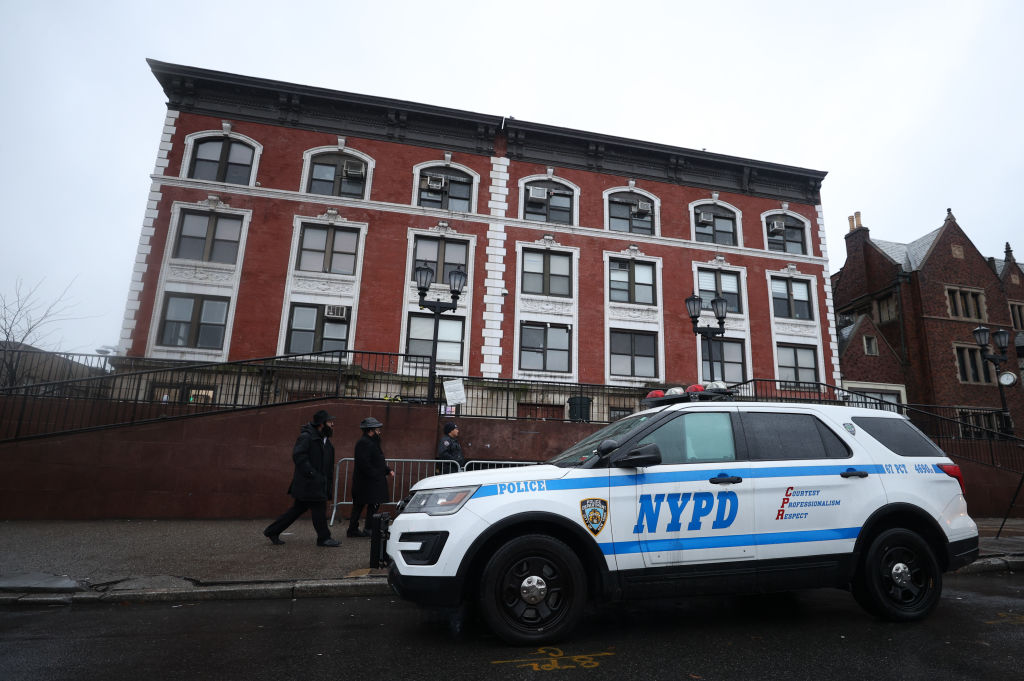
top-left (0, 350), bottom-right (432, 441)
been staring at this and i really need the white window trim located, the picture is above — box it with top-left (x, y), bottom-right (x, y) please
top-left (766, 266), bottom-right (824, 386)
top-left (761, 209), bottom-right (811, 254)
top-left (603, 186), bottom-right (661, 236)
top-left (299, 144), bottom-right (375, 199)
top-left (513, 239), bottom-right (580, 382)
top-left (146, 200), bottom-right (252, 360)
top-left (603, 247), bottom-right (664, 386)
top-left (517, 174), bottom-right (581, 226)
top-left (841, 381), bottom-right (907, 404)
top-left (179, 130), bottom-right (263, 187)
top-left (690, 258), bottom-right (751, 384)
top-left (398, 226), bottom-right (477, 377)
top-left (276, 214), bottom-right (369, 356)
top-left (411, 160), bottom-right (481, 214)
top-left (688, 198), bottom-right (743, 247)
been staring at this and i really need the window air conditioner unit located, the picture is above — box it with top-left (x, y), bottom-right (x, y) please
top-left (769, 219), bottom-right (786, 235)
top-left (343, 161), bottom-right (365, 178)
top-left (422, 175), bottom-right (447, 191)
top-left (698, 211), bottom-right (715, 225)
top-left (633, 201), bottom-right (653, 216)
top-left (528, 186), bottom-right (549, 203)
top-left (324, 305), bottom-right (349, 320)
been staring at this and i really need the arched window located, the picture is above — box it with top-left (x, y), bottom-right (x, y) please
top-left (607, 191), bottom-right (654, 235)
top-left (523, 179), bottom-right (574, 225)
top-left (694, 204), bottom-right (738, 246)
top-left (765, 213), bottom-right (808, 254)
top-left (307, 153), bottom-right (367, 198)
top-left (188, 137), bottom-right (255, 185)
top-left (416, 166), bottom-right (473, 212)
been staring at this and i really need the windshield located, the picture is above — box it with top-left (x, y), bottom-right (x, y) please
top-left (545, 413), bottom-right (661, 467)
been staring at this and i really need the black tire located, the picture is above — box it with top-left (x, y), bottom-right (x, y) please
top-left (854, 528), bottom-right (942, 621)
top-left (478, 534), bottom-right (586, 645)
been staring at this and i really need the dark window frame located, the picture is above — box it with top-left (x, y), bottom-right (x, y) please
top-left (608, 191), bottom-right (654, 235)
top-left (777, 343), bottom-right (819, 387)
top-left (701, 337), bottom-right (747, 383)
top-left (954, 344), bottom-right (994, 384)
top-left (285, 303), bottom-right (350, 355)
top-left (523, 180), bottom-right (574, 225)
top-left (307, 152), bottom-right (368, 198)
top-left (609, 259), bottom-right (657, 305)
top-left (188, 136), bottom-right (255, 185)
top-left (172, 210), bottom-right (242, 265)
top-left (946, 287), bottom-right (985, 321)
top-left (296, 223), bottom-right (360, 275)
top-left (406, 312), bottom-right (466, 365)
top-left (693, 204), bottom-right (738, 246)
top-left (413, 235), bottom-right (469, 288)
top-left (521, 249), bottom-right (573, 297)
top-left (771, 277), bottom-right (813, 320)
top-left (765, 214), bottom-right (808, 255)
top-left (609, 330), bottom-right (658, 378)
top-left (519, 322), bottom-right (572, 373)
top-left (157, 294), bottom-right (230, 350)
top-left (417, 166), bottom-right (474, 212)
top-left (697, 268), bottom-right (742, 313)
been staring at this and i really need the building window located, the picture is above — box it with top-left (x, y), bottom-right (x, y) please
top-left (158, 294), bottom-right (229, 349)
top-left (694, 205), bottom-right (737, 246)
top-left (189, 137), bottom-right (255, 184)
top-left (954, 345), bottom-right (993, 384)
top-left (875, 294), bottom-right (898, 323)
top-left (610, 330), bottom-right (657, 377)
top-left (407, 314), bottom-right (464, 364)
top-left (286, 304), bottom-right (349, 354)
top-left (946, 287), bottom-right (985, 321)
top-left (702, 338), bottom-right (746, 383)
top-left (417, 167), bottom-right (472, 212)
top-left (522, 250), bottom-right (571, 297)
top-left (524, 180), bottom-right (573, 225)
top-left (771, 278), bottom-right (813, 320)
top-left (766, 214), bottom-right (807, 254)
top-left (609, 259), bottom-right (656, 305)
top-left (520, 323), bottom-right (571, 372)
top-left (847, 390), bottom-right (900, 411)
top-left (414, 236), bottom-right (468, 287)
top-left (1011, 302), bottom-right (1024, 331)
top-left (697, 269), bottom-right (742, 313)
top-left (609, 407), bottom-right (633, 421)
top-left (297, 224), bottom-right (359, 275)
top-left (777, 344), bottom-right (819, 387)
top-left (863, 335), bottom-right (879, 356)
top-left (608, 192), bottom-right (654, 235)
top-left (307, 153), bottom-right (367, 198)
top-left (957, 409), bottom-right (1001, 439)
top-left (172, 212), bottom-right (242, 264)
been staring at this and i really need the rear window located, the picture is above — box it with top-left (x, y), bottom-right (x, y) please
top-left (741, 412), bottom-right (850, 460)
top-left (851, 416), bottom-right (947, 457)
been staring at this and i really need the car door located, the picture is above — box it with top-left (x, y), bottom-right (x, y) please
top-left (623, 407), bottom-right (755, 567)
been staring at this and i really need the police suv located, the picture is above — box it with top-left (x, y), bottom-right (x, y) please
top-left (386, 396), bottom-right (979, 644)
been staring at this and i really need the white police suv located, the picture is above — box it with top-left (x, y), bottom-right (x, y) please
top-left (386, 398), bottom-right (979, 644)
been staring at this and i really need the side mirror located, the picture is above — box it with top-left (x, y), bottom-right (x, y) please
top-left (615, 442), bottom-right (662, 468)
top-left (596, 438), bottom-right (620, 456)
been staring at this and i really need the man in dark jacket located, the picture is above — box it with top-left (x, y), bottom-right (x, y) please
top-left (436, 422), bottom-right (465, 471)
top-left (348, 416), bottom-right (393, 538)
top-left (263, 409), bottom-right (340, 547)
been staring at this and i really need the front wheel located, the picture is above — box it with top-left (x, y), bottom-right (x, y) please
top-left (479, 534), bottom-right (586, 645)
top-left (855, 528), bottom-right (942, 621)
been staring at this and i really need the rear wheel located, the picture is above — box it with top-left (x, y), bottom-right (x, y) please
top-left (479, 534), bottom-right (586, 645)
top-left (854, 528), bottom-right (942, 621)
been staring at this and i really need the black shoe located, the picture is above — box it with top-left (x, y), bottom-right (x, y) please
top-left (263, 530), bottom-right (285, 545)
top-left (317, 538), bottom-right (341, 547)
top-left (347, 529), bottom-right (370, 538)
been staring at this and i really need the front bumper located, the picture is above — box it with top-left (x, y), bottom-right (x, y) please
top-left (387, 564), bottom-right (465, 607)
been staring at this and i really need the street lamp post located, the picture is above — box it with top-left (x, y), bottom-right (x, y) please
top-left (972, 325), bottom-right (1014, 436)
top-left (414, 263), bottom-right (467, 403)
top-left (685, 293), bottom-right (729, 383)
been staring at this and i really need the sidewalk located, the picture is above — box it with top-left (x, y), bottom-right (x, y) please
top-left (1, 518), bottom-right (1021, 606)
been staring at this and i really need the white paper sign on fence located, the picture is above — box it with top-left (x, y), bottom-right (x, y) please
top-left (442, 378), bottom-right (467, 405)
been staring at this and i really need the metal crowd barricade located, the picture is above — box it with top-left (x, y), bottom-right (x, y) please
top-left (330, 457), bottom-right (459, 526)
top-left (463, 460), bottom-right (540, 472)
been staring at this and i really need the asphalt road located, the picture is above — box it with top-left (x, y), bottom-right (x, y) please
top-left (1, 573), bottom-right (1021, 681)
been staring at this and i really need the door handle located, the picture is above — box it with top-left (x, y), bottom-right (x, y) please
top-left (840, 469), bottom-right (869, 478)
top-left (709, 475), bottom-right (743, 484)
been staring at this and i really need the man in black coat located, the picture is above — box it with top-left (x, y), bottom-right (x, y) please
top-left (347, 416), bottom-right (393, 538)
top-left (263, 409), bottom-right (340, 547)
top-left (436, 422), bottom-right (466, 471)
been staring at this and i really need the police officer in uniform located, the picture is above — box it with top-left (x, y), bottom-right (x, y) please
top-left (436, 422), bottom-right (466, 472)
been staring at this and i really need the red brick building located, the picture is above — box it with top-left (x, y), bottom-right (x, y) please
top-left (120, 60), bottom-right (838, 415)
top-left (833, 210), bottom-right (1024, 431)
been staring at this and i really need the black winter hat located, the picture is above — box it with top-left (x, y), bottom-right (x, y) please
top-left (360, 416), bottom-right (384, 430)
top-left (444, 422), bottom-right (458, 435)
top-left (312, 410), bottom-right (335, 426)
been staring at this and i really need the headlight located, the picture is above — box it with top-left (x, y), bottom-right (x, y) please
top-left (404, 486), bottom-right (478, 515)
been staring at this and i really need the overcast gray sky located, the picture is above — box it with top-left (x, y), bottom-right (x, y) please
top-left (1, 0), bottom-right (1021, 354)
